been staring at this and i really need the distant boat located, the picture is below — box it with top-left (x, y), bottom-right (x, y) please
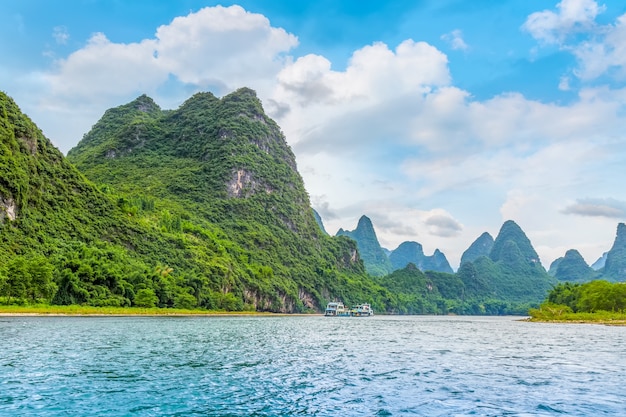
top-left (351, 303), bottom-right (374, 317)
top-left (324, 301), bottom-right (373, 317)
top-left (324, 301), bottom-right (350, 316)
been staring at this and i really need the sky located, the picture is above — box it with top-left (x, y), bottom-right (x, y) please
top-left (3, 0), bottom-right (626, 270)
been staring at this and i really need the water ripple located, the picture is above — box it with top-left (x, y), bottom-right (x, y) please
top-left (1, 316), bottom-right (626, 416)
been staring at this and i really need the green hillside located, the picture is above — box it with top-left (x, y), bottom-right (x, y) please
top-left (549, 249), bottom-right (599, 282)
top-left (455, 221), bottom-right (556, 304)
top-left (1, 90), bottom-right (391, 312)
top-left (460, 232), bottom-right (494, 266)
top-left (1, 89), bottom-right (568, 314)
top-left (389, 241), bottom-right (453, 273)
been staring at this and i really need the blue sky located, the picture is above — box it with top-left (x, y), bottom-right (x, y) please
top-left (3, 0), bottom-right (626, 269)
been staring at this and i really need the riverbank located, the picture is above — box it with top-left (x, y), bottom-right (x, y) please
top-left (527, 308), bottom-right (626, 326)
top-left (0, 304), bottom-right (286, 316)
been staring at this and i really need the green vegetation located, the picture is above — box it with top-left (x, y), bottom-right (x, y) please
top-left (0, 89), bottom-right (391, 313)
top-left (389, 242), bottom-right (453, 274)
top-left (529, 281), bottom-right (626, 324)
top-left (0, 304), bottom-right (272, 316)
top-left (375, 263), bottom-right (534, 315)
top-left (460, 232), bottom-right (493, 266)
top-left (549, 249), bottom-right (599, 282)
top-left (336, 215), bottom-right (392, 276)
top-left (0, 89), bottom-right (574, 315)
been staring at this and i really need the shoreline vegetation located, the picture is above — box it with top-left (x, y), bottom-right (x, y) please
top-left (2, 304), bottom-right (625, 325)
top-left (527, 304), bottom-right (626, 326)
top-left (0, 304), bottom-right (295, 316)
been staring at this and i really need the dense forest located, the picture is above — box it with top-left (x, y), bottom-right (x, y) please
top-left (1, 88), bottom-right (621, 315)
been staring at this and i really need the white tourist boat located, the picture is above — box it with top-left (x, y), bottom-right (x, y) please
top-left (324, 301), bottom-right (374, 317)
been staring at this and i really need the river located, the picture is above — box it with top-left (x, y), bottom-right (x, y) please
top-left (1, 315), bottom-right (625, 416)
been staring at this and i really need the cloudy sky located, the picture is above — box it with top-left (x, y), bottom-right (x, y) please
top-left (3, 0), bottom-right (626, 269)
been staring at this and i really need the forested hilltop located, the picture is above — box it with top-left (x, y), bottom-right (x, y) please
top-left (0, 88), bottom-right (564, 314)
top-left (0, 89), bottom-right (377, 312)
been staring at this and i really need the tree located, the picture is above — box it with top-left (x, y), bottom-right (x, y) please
top-left (134, 288), bottom-right (158, 308)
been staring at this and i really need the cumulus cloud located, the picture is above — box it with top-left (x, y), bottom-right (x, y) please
top-left (274, 40), bottom-right (449, 109)
top-left (523, 0), bottom-right (626, 82)
top-left (42, 5), bottom-right (298, 104)
top-left (562, 198), bottom-right (626, 218)
top-left (441, 29), bottom-right (468, 51)
top-left (11, 3), bottom-right (626, 268)
top-left (271, 40), bottom-right (451, 155)
top-left (523, 0), bottom-right (605, 44)
top-left (572, 14), bottom-right (626, 80)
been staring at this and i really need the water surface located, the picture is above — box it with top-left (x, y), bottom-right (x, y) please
top-left (1, 315), bottom-right (625, 416)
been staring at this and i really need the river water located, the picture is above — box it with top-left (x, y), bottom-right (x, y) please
top-left (1, 315), bottom-right (625, 416)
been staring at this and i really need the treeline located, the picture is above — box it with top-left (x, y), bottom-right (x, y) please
top-left (0, 243), bottom-right (249, 311)
top-left (544, 281), bottom-right (626, 312)
top-left (529, 280), bottom-right (626, 320)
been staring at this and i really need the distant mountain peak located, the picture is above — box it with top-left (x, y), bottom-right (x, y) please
top-left (389, 241), bottom-right (453, 274)
top-left (460, 232), bottom-right (494, 266)
top-left (490, 220), bottom-right (540, 264)
top-left (336, 215), bottom-right (391, 276)
top-left (548, 248), bottom-right (597, 282)
top-left (130, 94), bottom-right (161, 114)
top-left (602, 222), bottom-right (626, 280)
top-left (357, 215), bottom-right (375, 231)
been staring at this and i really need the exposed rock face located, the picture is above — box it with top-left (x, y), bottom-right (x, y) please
top-left (0, 196), bottom-right (17, 222)
top-left (227, 169), bottom-right (270, 198)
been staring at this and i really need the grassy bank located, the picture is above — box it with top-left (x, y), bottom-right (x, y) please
top-left (528, 304), bottom-right (626, 325)
top-left (0, 304), bottom-right (270, 316)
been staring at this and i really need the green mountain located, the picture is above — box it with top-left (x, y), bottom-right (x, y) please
top-left (336, 215), bottom-right (392, 276)
top-left (377, 263), bottom-right (527, 315)
top-left (591, 252), bottom-right (607, 270)
top-left (1, 89), bottom-right (394, 312)
top-left (0, 91), bottom-right (174, 306)
top-left (460, 232), bottom-right (494, 265)
top-left (0, 89), bottom-right (569, 314)
top-left (312, 209), bottom-right (328, 235)
top-left (548, 249), bottom-right (598, 282)
top-left (601, 223), bottom-right (626, 281)
top-left (458, 220), bottom-right (555, 303)
top-left (389, 241), bottom-right (453, 273)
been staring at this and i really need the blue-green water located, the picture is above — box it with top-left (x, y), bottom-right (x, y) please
top-left (1, 315), bottom-right (625, 416)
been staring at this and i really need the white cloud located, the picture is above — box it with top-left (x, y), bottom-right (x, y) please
top-left (523, 0), bottom-right (605, 44)
top-left (9, 4), bottom-right (626, 270)
top-left (572, 14), bottom-right (626, 80)
top-left (441, 29), bottom-right (469, 51)
top-left (558, 75), bottom-right (571, 90)
top-left (52, 26), bottom-right (69, 45)
top-left (41, 5), bottom-right (297, 105)
top-left (524, 1), bottom-right (626, 82)
top-left (44, 33), bottom-right (164, 101)
top-left (154, 5), bottom-right (297, 89)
